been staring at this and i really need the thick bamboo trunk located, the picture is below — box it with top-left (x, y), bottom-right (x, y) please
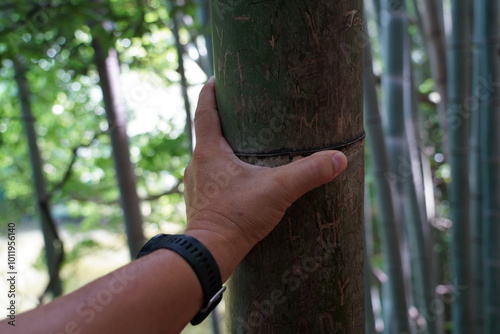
top-left (13, 56), bottom-right (64, 298)
top-left (92, 39), bottom-right (145, 258)
top-left (211, 1), bottom-right (364, 332)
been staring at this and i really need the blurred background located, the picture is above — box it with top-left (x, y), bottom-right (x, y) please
top-left (0, 0), bottom-right (499, 333)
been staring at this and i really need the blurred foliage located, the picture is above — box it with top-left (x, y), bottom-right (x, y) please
top-left (0, 0), bottom-right (209, 232)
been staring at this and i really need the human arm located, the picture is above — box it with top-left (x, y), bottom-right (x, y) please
top-left (1, 77), bottom-right (347, 334)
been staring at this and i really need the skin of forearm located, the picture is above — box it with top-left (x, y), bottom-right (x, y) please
top-left (1, 235), bottom-right (244, 334)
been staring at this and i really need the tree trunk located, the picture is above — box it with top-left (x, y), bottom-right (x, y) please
top-left (13, 56), bottom-right (64, 299)
top-left (211, 1), bottom-right (364, 332)
top-left (168, 1), bottom-right (194, 153)
top-left (92, 39), bottom-right (145, 258)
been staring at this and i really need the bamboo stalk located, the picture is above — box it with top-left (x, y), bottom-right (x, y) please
top-left (476, 1), bottom-right (500, 333)
top-left (379, 7), bottom-right (413, 332)
top-left (414, 0), bottom-right (448, 136)
top-left (364, 34), bottom-right (411, 333)
top-left (364, 185), bottom-right (376, 334)
top-left (196, 0), bottom-right (214, 77)
top-left (211, 1), bottom-right (365, 331)
top-left (401, 10), bottom-right (440, 334)
top-left (470, 1), bottom-right (484, 331)
top-left (447, 1), bottom-right (473, 333)
top-left (380, 1), bottom-right (437, 332)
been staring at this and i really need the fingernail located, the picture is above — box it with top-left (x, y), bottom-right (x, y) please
top-left (207, 76), bottom-right (215, 83)
top-left (332, 152), bottom-right (347, 172)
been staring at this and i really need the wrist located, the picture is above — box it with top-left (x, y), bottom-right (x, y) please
top-left (184, 223), bottom-right (253, 282)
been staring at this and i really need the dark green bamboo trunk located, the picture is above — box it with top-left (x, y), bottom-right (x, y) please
top-left (476, 1), bottom-right (500, 333)
top-left (92, 39), bottom-right (145, 258)
top-left (469, 19), bottom-right (483, 334)
top-left (211, 1), bottom-right (364, 332)
top-left (448, 1), bottom-right (472, 333)
top-left (380, 1), bottom-right (432, 333)
top-left (415, 0), bottom-right (447, 135)
top-left (363, 35), bottom-right (411, 334)
top-left (470, 1), bottom-right (486, 331)
top-left (13, 56), bottom-right (64, 299)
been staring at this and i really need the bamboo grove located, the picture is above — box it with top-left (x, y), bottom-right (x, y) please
top-left (0, 0), bottom-right (499, 333)
top-left (364, 0), bottom-right (500, 333)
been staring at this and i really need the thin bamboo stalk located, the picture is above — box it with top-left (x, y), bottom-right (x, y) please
top-left (380, 2), bottom-right (438, 332)
top-left (364, 252), bottom-right (376, 334)
top-left (379, 6), bottom-right (413, 332)
top-left (414, 0), bottom-right (448, 136)
top-left (447, 1), bottom-right (473, 333)
top-left (408, 3), bottom-right (444, 332)
top-left (364, 185), bottom-right (376, 334)
top-left (477, 1), bottom-right (500, 333)
top-left (470, 1), bottom-right (484, 331)
top-left (364, 34), bottom-right (411, 333)
top-left (401, 10), bottom-right (439, 334)
top-left (408, 0), bottom-right (438, 224)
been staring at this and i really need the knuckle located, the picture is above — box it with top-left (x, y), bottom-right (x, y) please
top-left (191, 148), bottom-right (211, 165)
top-left (194, 106), bottom-right (210, 125)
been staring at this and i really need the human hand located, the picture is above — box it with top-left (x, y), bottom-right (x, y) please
top-left (183, 77), bottom-right (347, 279)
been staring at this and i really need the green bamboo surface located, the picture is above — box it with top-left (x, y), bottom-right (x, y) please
top-left (364, 35), bottom-right (411, 333)
top-left (402, 15), bottom-right (436, 333)
top-left (380, 1), bottom-right (438, 333)
top-left (447, 1), bottom-right (473, 333)
top-left (470, 1), bottom-right (484, 331)
top-left (476, 1), bottom-right (500, 333)
top-left (379, 5), bottom-right (410, 332)
top-left (211, 1), bottom-right (365, 332)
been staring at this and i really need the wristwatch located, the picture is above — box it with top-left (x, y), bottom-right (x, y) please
top-left (136, 234), bottom-right (226, 325)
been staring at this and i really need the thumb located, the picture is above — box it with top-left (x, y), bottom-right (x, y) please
top-left (269, 151), bottom-right (348, 203)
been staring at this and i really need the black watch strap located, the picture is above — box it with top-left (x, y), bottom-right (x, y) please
top-left (136, 234), bottom-right (225, 325)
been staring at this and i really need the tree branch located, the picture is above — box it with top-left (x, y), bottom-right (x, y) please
top-left (141, 181), bottom-right (182, 201)
top-left (67, 181), bottom-right (183, 205)
top-left (48, 130), bottom-right (107, 198)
